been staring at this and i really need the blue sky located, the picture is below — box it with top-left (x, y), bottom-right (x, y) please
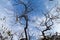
top-left (10, 0), bottom-right (60, 35)
top-left (10, 0), bottom-right (48, 16)
top-left (0, 0), bottom-right (60, 40)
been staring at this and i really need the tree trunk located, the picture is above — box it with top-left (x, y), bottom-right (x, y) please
top-left (24, 15), bottom-right (28, 40)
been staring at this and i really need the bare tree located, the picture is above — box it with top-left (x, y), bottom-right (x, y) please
top-left (40, 4), bottom-right (60, 40)
top-left (13, 0), bottom-right (34, 40)
top-left (41, 13), bottom-right (53, 40)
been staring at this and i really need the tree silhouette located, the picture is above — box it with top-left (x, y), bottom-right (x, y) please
top-left (13, 0), bottom-right (34, 40)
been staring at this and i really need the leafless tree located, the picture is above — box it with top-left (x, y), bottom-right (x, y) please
top-left (41, 13), bottom-right (53, 40)
top-left (13, 0), bottom-right (34, 40)
top-left (1, 0), bottom-right (60, 40)
top-left (40, 4), bottom-right (60, 40)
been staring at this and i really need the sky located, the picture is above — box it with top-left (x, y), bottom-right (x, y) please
top-left (0, 0), bottom-right (60, 40)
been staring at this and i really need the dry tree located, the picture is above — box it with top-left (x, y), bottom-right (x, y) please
top-left (41, 13), bottom-right (53, 40)
top-left (40, 4), bottom-right (60, 40)
top-left (13, 0), bottom-right (34, 40)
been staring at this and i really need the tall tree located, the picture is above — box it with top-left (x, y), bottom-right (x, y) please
top-left (14, 0), bottom-right (34, 40)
